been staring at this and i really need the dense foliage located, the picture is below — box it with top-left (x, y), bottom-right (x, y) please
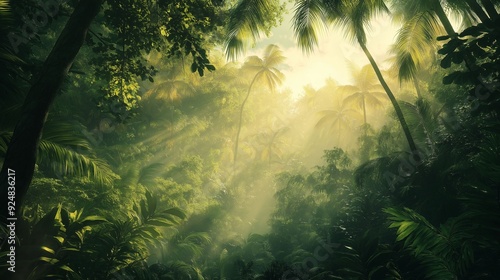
top-left (1, 0), bottom-right (500, 279)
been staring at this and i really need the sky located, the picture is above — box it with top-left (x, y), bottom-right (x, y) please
top-left (238, 9), bottom-right (400, 98)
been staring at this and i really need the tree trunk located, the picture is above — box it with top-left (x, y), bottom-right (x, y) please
top-left (433, 3), bottom-right (457, 37)
top-left (480, 0), bottom-right (498, 20)
top-left (0, 0), bottom-right (103, 225)
top-left (359, 42), bottom-right (418, 153)
top-left (433, 2), bottom-right (491, 90)
top-left (234, 74), bottom-right (259, 167)
top-left (465, 0), bottom-right (491, 23)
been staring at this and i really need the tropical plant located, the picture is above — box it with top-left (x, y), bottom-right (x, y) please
top-left (315, 106), bottom-right (360, 147)
top-left (295, 0), bottom-right (418, 152)
top-left (233, 44), bottom-right (285, 166)
top-left (0, 204), bottom-right (107, 280)
top-left (225, 0), bottom-right (418, 152)
top-left (385, 207), bottom-right (478, 279)
top-left (340, 64), bottom-right (387, 127)
top-left (0, 120), bottom-right (118, 185)
top-left (77, 191), bottom-right (186, 278)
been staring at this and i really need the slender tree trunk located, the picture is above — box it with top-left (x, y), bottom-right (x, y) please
top-left (480, 0), bottom-right (498, 20)
top-left (433, 2), bottom-right (492, 92)
top-left (338, 121), bottom-right (341, 146)
top-left (234, 74), bottom-right (259, 167)
top-left (361, 94), bottom-right (368, 137)
top-left (465, 0), bottom-right (491, 23)
top-left (411, 72), bottom-right (435, 153)
top-left (359, 42), bottom-right (418, 153)
top-left (362, 94), bottom-right (367, 126)
top-left (0, 0), bottom-right (103, 225)
top-left (433, 3), bottom-right (457, 37)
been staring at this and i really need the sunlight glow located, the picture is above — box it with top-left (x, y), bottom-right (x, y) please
top-left (243, 14), bottom-right (400, 99)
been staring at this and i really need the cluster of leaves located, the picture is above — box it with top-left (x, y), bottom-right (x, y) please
top-left (89, 0), bottom-right (226, 113)
top-left (439, 17), bottom-right (500, 114)
top-left (0, 191), bottom-right (185, 279)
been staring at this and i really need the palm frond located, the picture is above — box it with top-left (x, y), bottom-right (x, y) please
top-left (391, 11), bottom-right (443, 82)
top-left (1, 120), bottom-right (118, 185)
top-left (262, 44), bottom-right (286, 66)
top-left (138, 162), bottom-right (165, 186)
top-left (292, 0), bottom-right (328, 53)
top-left (37, 140), bottom-right (117, 185)
top-left (225, 0), bottom-right (274, 60)
top-left (385, 207), bottom-right (476, 278)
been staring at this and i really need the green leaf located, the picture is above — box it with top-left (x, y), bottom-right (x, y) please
top-left (206, 64), bottom-right (216, 71)
top-left (440, 55), bottom-right (453, 69)
top-left (41, 246), bottom-right (56, 255)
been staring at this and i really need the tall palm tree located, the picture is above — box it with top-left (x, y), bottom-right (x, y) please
top-left (253, 126), bottom-right (289, 165)
top-left (225, 0), bottom-right (418, 152)
top-left (291, 0), bottom-right (418, 152)
top-left (233, 44), bottom-right (285, 166)
top-left (340, 64), bottom-right (386, 127)
top-left (315, 106), bottom-right (360, 146)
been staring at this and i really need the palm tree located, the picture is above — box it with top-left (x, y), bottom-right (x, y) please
top-left (389, 0), bottom-right (499, 86)
top-left (225, 0), bottom-right (417, 152)
top-left (233, 44), bottom-right (285, 166)
top-left (253, 126), bottom-right (289, 165)
top-left (315, 106), bottom-right (361, 147)
top-left (389, 8), bottom-right (444, 95)
top-left (340, 64), bottom-right (386, 127)
top-left (293, 0), bottom-right (418, 152)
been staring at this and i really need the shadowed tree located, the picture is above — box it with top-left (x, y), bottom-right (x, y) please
top-left (0, 0), bottom-right (226, 220)
top-left (0, 0), bottom-right (104, 224)
top-left (389, 0), bottom-right (499, 84)
top-left (233, 44), bottom-right (285, 167)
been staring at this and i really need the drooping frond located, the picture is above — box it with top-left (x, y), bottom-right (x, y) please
top-left (0, 121), bottom-right (118, 185)
top-left (241, 44), bottom-right (285, 92)
top-left (37, 140), bottom-right (117, 185)
top-left (292, 0), bottom-right (328, 53)
top-left (391, 11), bottom-right (443, 82)
top-left (143, 80), bottom-right (196, 102)
top-left (327, 0), bottom-right (389, 45)
top-left (262, 44), bottom-right (286, 67)
top-left (225, 0), bottom-right (274, 60)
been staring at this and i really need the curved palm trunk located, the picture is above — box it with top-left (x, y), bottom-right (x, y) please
top-left (234, 74), bottom-right (259, 167)
top-left (0, 0), bottom-right (103, 225)
top-left (359, 42), bottom-right (418, 153)
top-left (361, 94), bottom-right (368, 137)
